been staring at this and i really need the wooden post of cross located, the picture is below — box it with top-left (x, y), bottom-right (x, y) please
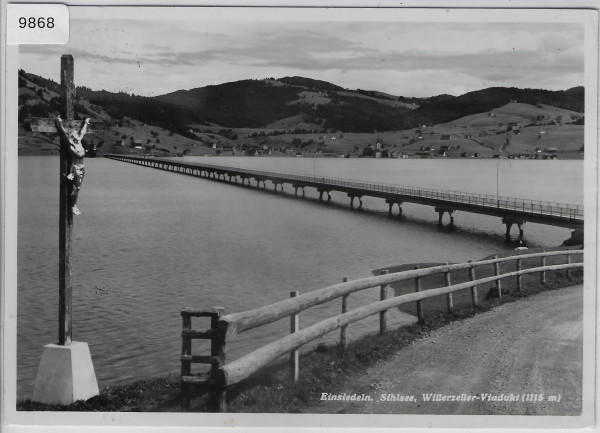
top-left (31, 55), bottom-right (100, 405)
top-left (60, 53), bottom-right (74, 346)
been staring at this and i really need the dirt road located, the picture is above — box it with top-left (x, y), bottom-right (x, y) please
top-left (302, 285), bottom-right (583, 415)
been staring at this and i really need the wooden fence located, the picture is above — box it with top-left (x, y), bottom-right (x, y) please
top-left (180, 249), bottom-right (584, 411)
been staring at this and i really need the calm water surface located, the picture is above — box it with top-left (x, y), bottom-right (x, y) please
top-left (16, 156), bottom-right (583, 398)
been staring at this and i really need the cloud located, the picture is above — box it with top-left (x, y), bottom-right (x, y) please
top-left (19, 16), bottom-right (585, 97)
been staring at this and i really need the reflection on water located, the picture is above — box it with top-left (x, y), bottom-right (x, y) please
top-left (16, 156), bottom-right (582, 398)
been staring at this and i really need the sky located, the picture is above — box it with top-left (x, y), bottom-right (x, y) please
top-left (19, 7), bottom-right (586, 98)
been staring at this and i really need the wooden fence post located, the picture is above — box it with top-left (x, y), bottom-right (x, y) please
top-left (290, 291), bottom-right (299, 384)
top-left (444, 263), bottom-right (453, 314)
top-left (181, 314), bottom-right (192, 411)
top-left (567, 253), bottom-right (572, 281)
top-left (180, 307), bottom-right (226, 412)
top-left (340, 277), bottom-right (349, 349)
top-left (211, 307), bottom-right (226, 413)
top-left (493, 255), bottom-right (502, 298)
top-left (516, 257), bottom-right (522, 293)
top-left (379, 270), bottom-right (388, 335)
top-left (414, 266), bottom-right (424, 324)
top-left (468, 261), bottom-right (478, 307)
top-left (541, 251), bottom-right (546, 286)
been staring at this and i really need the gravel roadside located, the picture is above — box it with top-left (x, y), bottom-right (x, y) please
top-left (301, 284), bottom-right (583, 415)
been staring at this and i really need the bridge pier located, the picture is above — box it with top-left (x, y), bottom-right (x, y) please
top-left (318, 189), bottom-right (332, 202)
top-left (273, 182), bottom-right (283, 192)
top-left (386, 199), bottom-right (403, 217)
top-left (502, 217), bottom-right (526, 241)
top-left (293, 185), bottom-right (305, 197)
top-left (348, 194), bottom-right (363, 209)
top-left (435, 206), bottom-right (455, 225)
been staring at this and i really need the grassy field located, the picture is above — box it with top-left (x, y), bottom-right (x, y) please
top-left (18, 118), bottom-right (215, 157)
top-left (17, 246), bottom-right (584, 413)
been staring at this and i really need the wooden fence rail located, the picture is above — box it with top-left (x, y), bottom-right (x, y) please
top-left (181, 249), bottom-right (583, 411)
top-left (218, 250), bottom-right (581, 337)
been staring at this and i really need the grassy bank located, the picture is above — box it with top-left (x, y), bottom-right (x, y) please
top-left (18, 250), bottom-right (583, 413)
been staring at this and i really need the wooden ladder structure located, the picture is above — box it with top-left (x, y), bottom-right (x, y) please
top-left (180, 307), bottom-right (225, 412)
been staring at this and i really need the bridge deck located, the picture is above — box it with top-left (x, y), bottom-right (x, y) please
top-left (105, 155), bottom-right (583, 230)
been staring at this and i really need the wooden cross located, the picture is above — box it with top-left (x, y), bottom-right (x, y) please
top-left (29, 55), bottom-right (103, 346)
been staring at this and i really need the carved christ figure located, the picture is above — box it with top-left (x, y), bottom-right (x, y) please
top-left (54, 115), bottom-right (92, 215)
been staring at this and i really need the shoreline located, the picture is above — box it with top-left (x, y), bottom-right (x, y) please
top-left (17, 151), bottom-right (586, 160)
top-left (17, 247), bottom-right (583, 413)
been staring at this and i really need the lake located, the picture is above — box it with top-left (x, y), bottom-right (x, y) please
top-left (16, 156), bottom-right (583, 399)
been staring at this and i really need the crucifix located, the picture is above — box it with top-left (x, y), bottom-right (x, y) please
top-left (30, 55), bottom-right (102, 345)
top-left (31, 55), bottom-right (100, 404)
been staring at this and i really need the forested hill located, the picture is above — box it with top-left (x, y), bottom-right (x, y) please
top-left (155, 78), bottom-right (584, 131)
top-left (402, 87), bottom-right (585, 128)
top-left (19, 69), bottom-right (583, 134)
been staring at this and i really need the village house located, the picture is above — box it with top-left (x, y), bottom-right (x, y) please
top-left (438, 145), bottom-right (450, 156)
top-left (130, 139), bottom-right (144, 149)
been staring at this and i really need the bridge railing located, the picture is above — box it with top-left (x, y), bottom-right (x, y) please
top-left (180, 249), bottom-right (584, 412)
top-left (105, 155), bottom-right (584, 219)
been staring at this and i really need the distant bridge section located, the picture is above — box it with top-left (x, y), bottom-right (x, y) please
top-left (105, 155), bottom-right (584, 238)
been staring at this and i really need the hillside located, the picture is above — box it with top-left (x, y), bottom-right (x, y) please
top-left (404, 102), bottom-right (585, 157)
top-left (17, 70), bottom-right (214, 157)
top-left (17, 69), bottom-right (585, 159)
top-left (155, 77), bottom-right (415, 131)
top-left (156, 79), bottom-right (584, 133)
top-left (397, 87), bottom-right (584, 130)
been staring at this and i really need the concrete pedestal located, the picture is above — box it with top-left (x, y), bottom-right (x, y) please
top-left (32, 341), bottom-right (99, 405)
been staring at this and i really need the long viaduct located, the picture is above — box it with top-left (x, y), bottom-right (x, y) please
top-left (105, 155), bottom-right (584, 239)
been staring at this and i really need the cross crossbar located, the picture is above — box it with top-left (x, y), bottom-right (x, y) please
top-left (30, 117), bottom-right (105, 133)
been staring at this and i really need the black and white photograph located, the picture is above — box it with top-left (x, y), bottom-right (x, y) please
top-left (1, 2), bottom-right (598, 431)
